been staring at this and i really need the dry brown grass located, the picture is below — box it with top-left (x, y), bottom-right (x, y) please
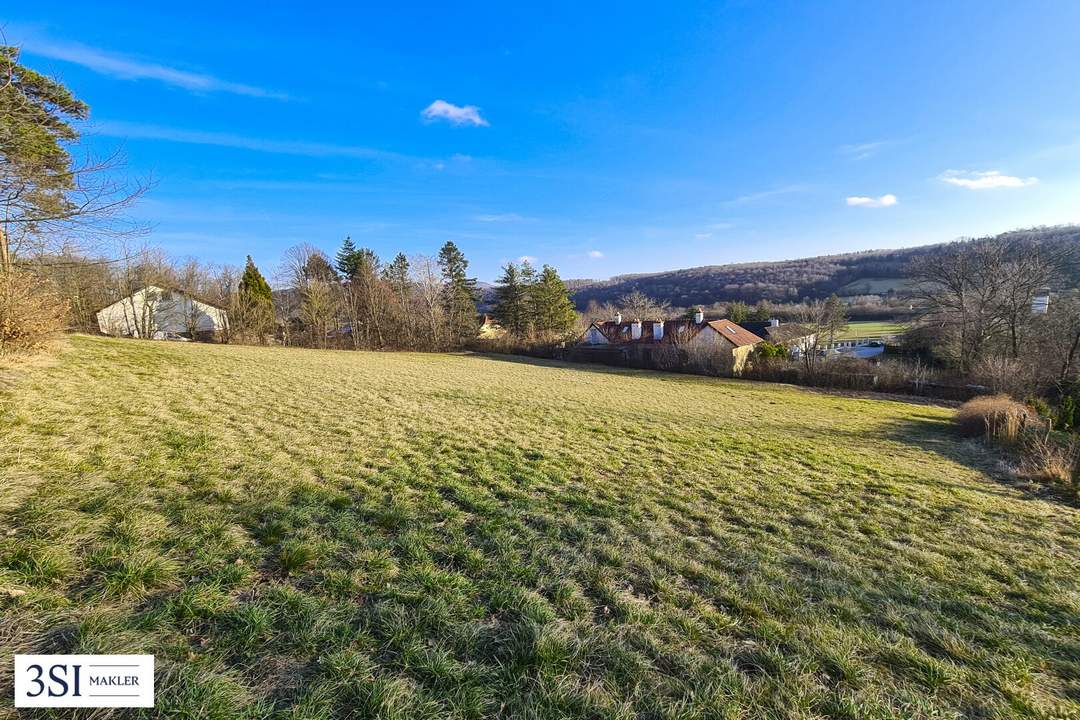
top-left (1021, 431), bottom-right (1079, 499)
top-left (0, 270), bottom-right (69, 356)
top-left (954, 394), bottom-right (1036, 442)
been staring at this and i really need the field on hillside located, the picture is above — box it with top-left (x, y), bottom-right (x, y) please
top-left (2, 336), bottom-right (1078, 719)
top-left (834, 321), bottom-right (907, 341)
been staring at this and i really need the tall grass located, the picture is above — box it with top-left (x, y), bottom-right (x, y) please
top-left (954, 394), bottom-right (1035, 442)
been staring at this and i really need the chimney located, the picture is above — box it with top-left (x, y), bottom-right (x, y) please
top-left (631, 319), bottom-right (642, 340)
top-left (654, 320), bottom-right (664, 341)
top-left (614, 312), bottom-right (622, 324)
top-left (770, 318), bottom-right (780, 327)
top-left (694, 307), bottom-right (704, 324)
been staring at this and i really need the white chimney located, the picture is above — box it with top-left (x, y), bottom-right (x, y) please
top-left (694, 308), bottom-right (704, 324)
top-left (770, 318), bottom-right (780, 327)
top-left (654, 320), bottom-right (664, 341)
top-left (614, 312), bottom-right (622, 324)
top-left (631, 319), bottom-right (642, 340)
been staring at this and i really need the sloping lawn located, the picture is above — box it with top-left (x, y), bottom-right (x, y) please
top-left (1, 335), bottom-right (1077, 719)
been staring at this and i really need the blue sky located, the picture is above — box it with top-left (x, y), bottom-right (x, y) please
top-left (7, 2), bottom-right (1080, 281)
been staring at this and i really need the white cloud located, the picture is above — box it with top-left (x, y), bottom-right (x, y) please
top-left (839, 140), bottom-right (890, 160)
top-left (475, 213), bottom-right (524, 222)
top-left (694, 233), bottom-right (713, 240)
top-left (517, 255), bottom-right (537, 264)
top-left (939, 170), bottom-right (1038, 190)
top-left (723, 185), bottom-right (807, 206)
top-left (846, 194), bottom-right (898, 208)
top-left (95, 121), bottom-right (403, 160)
top-left (421, 100), bottom-right (489, 127)
top-left (23, 36), bottom-right (289, 100)
top-left (587, 250), bottom-right (604, 259)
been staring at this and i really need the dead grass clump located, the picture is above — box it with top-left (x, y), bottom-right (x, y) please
top-left (954, 395), bottom-right (1035, 442)
top-left (1021, 431), bottom-right (1079, 500)
top-left (0, 270), bottom-right (69, 356)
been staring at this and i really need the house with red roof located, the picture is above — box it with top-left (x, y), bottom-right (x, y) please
top-left (576, 308), bottom-right (763, 375)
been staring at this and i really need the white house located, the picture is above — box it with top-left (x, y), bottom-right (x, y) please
top-left (96, 286), bottom-right (228, 341)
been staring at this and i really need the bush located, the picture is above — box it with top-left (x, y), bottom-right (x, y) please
top-left (1020, 431), bottom-right (1078, 500)
top-left (954, 395), bottom-right (1036, 443)
top-left (0, 270), bottom-right (69, 355)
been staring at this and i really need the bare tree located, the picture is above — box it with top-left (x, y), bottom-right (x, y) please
top-left (908, 240), bottom-right (1008, 373)
top-left (280, 244), bottom-right (339, 349)
top-left (996, 240), bottom-right (1069, 358)
top-left (618, 290), bottom-right (670, 321)
top-left (411, 254), bottom-right (444, 349)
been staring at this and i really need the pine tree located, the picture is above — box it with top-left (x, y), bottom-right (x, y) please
top-left (383, 253), bottom-right (413, 345)
top-left (727, 301), bottom-right (750, 323)
top-left (237, 255), bottom-right (274, 341)
top-left (239, 255), bottom-right (272, 307)
top-left (335, 236), bottom-right (361, 279)
top-left (493, 262), bottom-right (532, 336)
top-left (437, 241), bottom-right (478, 343)
top-left (530, 265), bottom-right (577, 337)
top-left (1, 46), bottom-right (88, 270)
top-left (383, 253), bottom-right (411, 300)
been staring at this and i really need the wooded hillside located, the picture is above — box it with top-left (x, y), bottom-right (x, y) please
top-left (569, 226), bottom-right (1080, 308)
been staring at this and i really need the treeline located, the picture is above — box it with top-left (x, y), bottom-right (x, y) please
top-left (22, 237), bottom-right (583, 354)
top-left (569, 226), bottom-right (1080, 308)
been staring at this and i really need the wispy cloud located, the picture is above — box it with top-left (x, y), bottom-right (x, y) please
top-left (517, 255), bottom-right (537, 264)
top-left (22, 36), bottom-right (289, 100)
top-left (421, 100), bottom-right (489, 127)
top-left (694, 233), bottom-right (713, 240)
top-left (587, 250), bottom-right (604, 259)
top-left (846, 194), bottom-right (898, 208)
top-left (475, 213), bottom-right (526, 223)
top-left (939, 170), bottom-right (1038, 190)
top-left (95, 121), bottom-right (404, 160)
top-left (722, 185), bottom-right (807, 206)
top-left (839, 140), bottom-right (886, 160)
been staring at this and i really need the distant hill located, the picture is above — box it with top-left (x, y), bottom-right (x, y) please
top-left (568, 226), bottom-right (1080, 309)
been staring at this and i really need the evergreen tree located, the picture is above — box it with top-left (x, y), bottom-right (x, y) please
top-left (335, 236), bottom-right (362, 279)
top-left (237, 255), bottom-right (274, 341)
top-left (383, 253), bottom-right (411, 298)
top-left (750, 299), bottom-right (774, 322)
top-left (493, 262), bottom-right (532, 336)
top-left (239, 255), bottom-right (272, 307)
top-left (727, 301), bottom-right (750, 323)
top-left (1, 46), bottom-right (88, 270)
top-left (530, 264), bottom-right (577, 337)
top-left (437, 241), bottom-right (478, 343)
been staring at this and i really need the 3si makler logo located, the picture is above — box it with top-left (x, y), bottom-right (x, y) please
top-left (13, 655), bottom-right (154, 708)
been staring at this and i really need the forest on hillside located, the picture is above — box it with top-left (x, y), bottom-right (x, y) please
top-left (568, 226), bottom-right (1080, 308)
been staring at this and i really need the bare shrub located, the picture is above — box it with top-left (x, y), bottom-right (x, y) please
top-left (1020, 431), bottom-right (1078, 499)
top-left (954, 395), bottom-right (1035, 442)
top-left (972, 356), bottom-right (1034, 399)
top-left (0, 271), bottom-right (69, 355)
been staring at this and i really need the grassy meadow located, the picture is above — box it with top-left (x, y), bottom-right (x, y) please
top-left (1, 335), bottom-right (1078, 719)
top-left (833, 321), bottom-right (907, 341)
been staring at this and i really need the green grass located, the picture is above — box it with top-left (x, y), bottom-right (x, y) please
top-left (1, 335), bottom-right (1078, 719)
top-left (834, 321), bottom-right (907, 341)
